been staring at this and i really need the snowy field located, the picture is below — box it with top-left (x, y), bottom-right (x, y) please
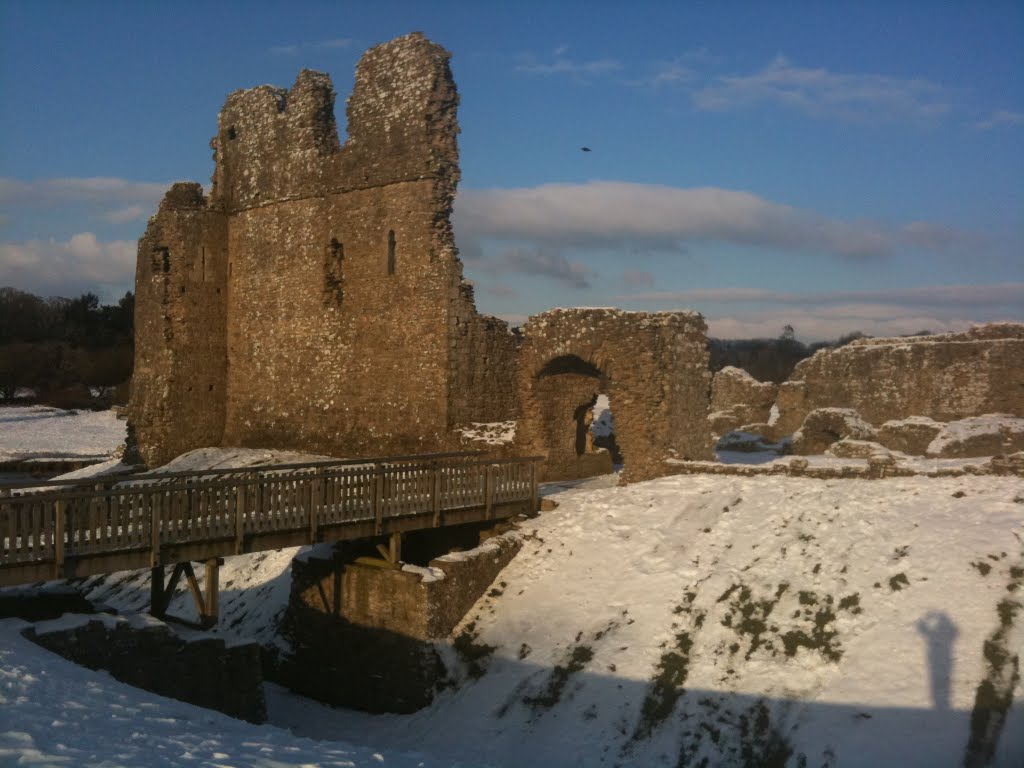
top-left (1, 407), bottom-right (1022, 767)
top-left (0, 405), bottom-right (126, 462)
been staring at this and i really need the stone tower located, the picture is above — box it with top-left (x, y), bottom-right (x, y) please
top-left (130, 33), bottom-right (518, 466)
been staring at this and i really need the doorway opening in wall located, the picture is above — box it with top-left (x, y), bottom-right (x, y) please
top-left (535, 354), bottom-right (621, 480)
top-left (589, 394), bottom-right (623, 470)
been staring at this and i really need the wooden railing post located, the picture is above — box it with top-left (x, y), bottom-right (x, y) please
top-left (373, 464), bottom-right (384, 535)
top-left (234, 481), bottom-right (245, 555)
top-left (252, 474), bottom-right (262, 531)
top-left (484, 464), bottom-right (494, 520)
top-left (150, 493), bottom-right (161, 567)
top-left (202, 558), bottom-right (221, 628)
top-left (53, 500), bottom-right (65, 579)
top-left (530, 460), bottom-right (538, 515)
top-left (431, 461), bottom-right (442, 527)
top-left (309, 470), bottom-right (320, 543)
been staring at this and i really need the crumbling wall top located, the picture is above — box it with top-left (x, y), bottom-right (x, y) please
top-left (160, 182), bottom-right (208, 210)
top-left (208, 31), bottom-right (458, 212)
top-left (523, 307), bottom-right (705, 331)
top-left (341, 31), bottom-right (459, 190)
top-left (842, 322), bottom-right (1024, 347)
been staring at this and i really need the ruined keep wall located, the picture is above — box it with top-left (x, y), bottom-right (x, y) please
top-left (130, 184), bottom-right (228, 466)
top-left (775, 324), bottom-right (1024, 432)
top-left (447, 281), bottom-right (521, 427)
top-left (220, 181), bottom-right (456, 455)
top-left (516, 309), bottom-right (713, 483)
top-left (214, 34), bottom-right (461, 456)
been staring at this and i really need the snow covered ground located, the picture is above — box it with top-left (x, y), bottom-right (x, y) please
top-left (1, 407), bottom-right (1023, 766)
top-left (0, 617), bottom-right (434, 768)
top-left (0, 405), bottom-right (126, 462)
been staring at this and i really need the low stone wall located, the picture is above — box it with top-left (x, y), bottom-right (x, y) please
top-left (665, 452), bottom-right (1023, 480)
top-left (290, 531), bottom-right (521, 640)
top-left (0, 586), bottom-right (98, 621)
top-left (709, 366), bottom-right (778, 435)
top-left (24, 614), bottom-right (266, 723)
top-left (773, 324), bottom-right (1024, 433)
top-left (278, 530), bottom-right (522, 712)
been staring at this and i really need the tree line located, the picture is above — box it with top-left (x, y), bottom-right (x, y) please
top-left (0, 287), bottom-right (134, 406)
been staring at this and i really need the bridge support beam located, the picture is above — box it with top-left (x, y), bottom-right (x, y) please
top-left (373, 532), bottom-right (402, 566)
top-left (150, 558), bottom-right (223, 628)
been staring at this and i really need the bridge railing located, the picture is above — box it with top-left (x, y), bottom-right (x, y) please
top-left (0, 454), bottom-right (540, 572)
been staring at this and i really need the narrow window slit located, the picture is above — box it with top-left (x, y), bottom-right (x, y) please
top-left (387, 230), bottom-right (396, 276)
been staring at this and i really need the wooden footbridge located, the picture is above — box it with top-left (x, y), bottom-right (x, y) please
top-left (1, 452), bottom-right (539, 625)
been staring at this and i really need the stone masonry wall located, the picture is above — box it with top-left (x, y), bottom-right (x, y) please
top-left (130, 184), bottom-right (228, 467)
top-left (220, 180), bottom-right (454, 455)
top-left (289, 532), bottom-right (521, 641)
top-left (25, 615), bottom-right (266, 723)
top-left (277, 533), bottom-right (521, 712)
top-left (709, 366), bottom-right (778, 436)
top-left (516, 309), bottom-right (713, 483)
top-left (448, 281), bottom-right (521, 427)
top-left (132, 33), bottom-right (506, 464)
top-left (774, 324), bottom-right (1024, 433)
top-left (216, 34), bottom-right (460, 457)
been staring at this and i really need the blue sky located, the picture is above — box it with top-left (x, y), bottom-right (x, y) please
top-left (1, 0), bottom-right (1021, 340)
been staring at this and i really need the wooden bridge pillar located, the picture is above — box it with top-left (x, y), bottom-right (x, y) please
top-left (150, 558), bottom-right (223, 628)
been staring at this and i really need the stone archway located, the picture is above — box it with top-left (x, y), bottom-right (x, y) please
top-left (529, 354), bottom-right (615, 481)
top-left (515, 309), bottom-right (714, 484)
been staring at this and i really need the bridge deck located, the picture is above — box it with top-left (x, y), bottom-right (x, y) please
top-left (0, 453), bottom-right (540, 587)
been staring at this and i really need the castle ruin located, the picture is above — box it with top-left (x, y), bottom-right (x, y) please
top-left (129, 33), bottom-right (714, 481)
top-left (131, 32), bottom-right (1018, 480)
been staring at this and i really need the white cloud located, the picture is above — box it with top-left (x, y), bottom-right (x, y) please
top-left (693, 55), bottom-right (951, 122)
top-left (0, 177), bottom-right (166, 207)
top-left (515, 52), bottom-right (622, 78)
top-left (455, 181), bottom-right (972, 259)
top-left (0, 233), bottom-right (135, 298)
top-left (102, 205), bottom-right (148, 224)
top-left (649, 62), bottom-right (694, 86)
top-left (469, 246), bottom-right (595, 289)
top-left (269, 38), bottom-right (353, 56)
top-left (974, 109), bottom-right (1024, 130)
top-left (608, 283), bottom-right (1021, 342)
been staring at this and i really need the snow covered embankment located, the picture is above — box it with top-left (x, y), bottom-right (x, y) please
top-left (276, 473), bottom-right (1024, 768)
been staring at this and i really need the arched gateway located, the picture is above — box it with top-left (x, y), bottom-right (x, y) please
top-left (516, 309), bottom-right (714, 483)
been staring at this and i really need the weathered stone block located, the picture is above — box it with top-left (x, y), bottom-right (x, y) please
top-left (790, 408), bottom-right (876, 455)
top-left (710, 366), bottom-right (777, 429)
top-left (828, 439), bottom-right (892, 459)
top-left (925, 415), bottom-right (1024, 458)
top-left (877, 416), bottom-right (945, 455)
top-left (771, 380), bottom-right (808, 439)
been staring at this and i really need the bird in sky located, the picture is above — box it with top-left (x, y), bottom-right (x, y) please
top-left (580, 146), bottom-right (592, 152)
